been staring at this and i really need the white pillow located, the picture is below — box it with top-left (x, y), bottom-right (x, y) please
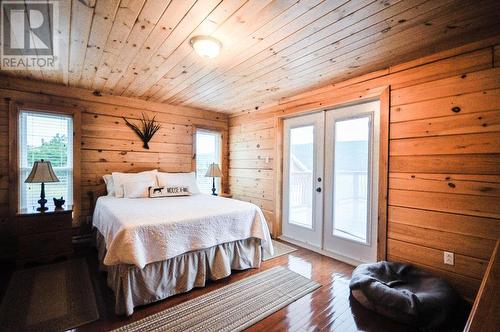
top-left (123, 180), bottom-right (156, 198)
top-left (112, 170), bottom-right (158, 198)
top-left (156, 172), bottom-right (200, 194)
top-left (102, 174), bottom-right (115, 196)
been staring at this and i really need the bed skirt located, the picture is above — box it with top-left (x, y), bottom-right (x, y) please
top-left (95, 232), bottom-right (262, 315)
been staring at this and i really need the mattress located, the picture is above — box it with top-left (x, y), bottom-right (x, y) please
top-left (93, 194), bottom-right (273, 268)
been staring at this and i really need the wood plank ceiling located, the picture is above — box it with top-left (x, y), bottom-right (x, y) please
top-left (2, 0), bottom-right (499, 113)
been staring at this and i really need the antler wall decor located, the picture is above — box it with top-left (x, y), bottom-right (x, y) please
top-left (123, 113), bottom-right (162, 149)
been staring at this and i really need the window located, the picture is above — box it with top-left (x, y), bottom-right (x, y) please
top-left (19, 111), bottom-right (73, 210)
top-left (332, 116), bottom-right (371, 243)
top-left (195, 129), bottom-right (221, 194)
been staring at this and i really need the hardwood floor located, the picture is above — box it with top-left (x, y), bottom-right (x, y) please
top-left (69, 241), bottom-right (469, 332)
top-left (0, 241), bottom-right (469, 331)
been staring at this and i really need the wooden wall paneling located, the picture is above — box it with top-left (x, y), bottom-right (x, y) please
top-left (390, 110), bottom-right (500, 139)
top-left (377, 87), bottom-right (390, 261)
top-left (228, 37), bottom-right (500, 301)
top-left (494, 45), bottom-right (500, 67)
top-left (0, 98), bottom-right (9, 221)
top-left (388, 206), bottom-right (500, 241)
top-left (0, 78), bottom-right (228, 227)
top-left (387, 239), bottom-right (487, 280)
top-left (391, 88), bottom-right (500, 123)
top-left (389, 154), bottom-right (500, 175)
top-left (392, 67), bottom-right (500, 106)
top-left (390, 132), bottom-right (500, 156)
top-left (389, 189), bottom-right (500, 219)
top-left (7, 101), bottom-right (17, 218)
top-left (388, 222), bottom-right (496, 260)
top-left (228, 116), bottom-right (277, 233)
top-left (389, 173), bottom-right (500, 197)
top-left (0, 77), bottom-right (227, 124)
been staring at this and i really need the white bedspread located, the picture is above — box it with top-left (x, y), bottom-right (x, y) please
top-left (93, 194), bottom-right (273, 268)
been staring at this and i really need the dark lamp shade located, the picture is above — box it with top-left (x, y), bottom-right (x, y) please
top-left (25, 160), bottom-right (60, 183)
top-left (205, 163), bottom-right (222, 178)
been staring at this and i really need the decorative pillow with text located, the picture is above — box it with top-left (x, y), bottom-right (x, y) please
top-left (149, 186), bottom-right (191, 198)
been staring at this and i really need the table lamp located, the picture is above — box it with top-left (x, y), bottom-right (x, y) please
top-left (205, 163), bottom-right (222, 196)
top-left (25, 159), bottom-right (60, 211)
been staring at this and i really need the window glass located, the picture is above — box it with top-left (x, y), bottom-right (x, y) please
top-left (288, 125), bottom-right (314, 228)
top-left (195, 130), bottom-right (221, 194)
top-left (19, 111), bottom-right (73, 210)
top-left (333, 116), bottom-right (370, 243)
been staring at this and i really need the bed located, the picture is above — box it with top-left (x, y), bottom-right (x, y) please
top-left (92, 192), bottom-right (273, 315)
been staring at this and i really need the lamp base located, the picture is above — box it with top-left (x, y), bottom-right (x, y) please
top-left (37, 183), bottom-right (48, 212)
top-left (211, 177), bottom-right (218, 196)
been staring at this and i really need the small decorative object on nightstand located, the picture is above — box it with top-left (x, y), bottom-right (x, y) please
top-left (16, 206), bottom-right (73, 267)
top-left (205, 163), bottom-right (222, 196)
top-left (53, 197), bottom-right (65, 209)
top-left (24, 159), bottom-right (60, 212)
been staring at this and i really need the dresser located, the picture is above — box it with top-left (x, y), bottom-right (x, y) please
top-left (16, 206), bottom-right (73, 266)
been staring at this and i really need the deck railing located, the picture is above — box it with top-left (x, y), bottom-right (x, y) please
top-left (289, 170), bottom-right (367, 207)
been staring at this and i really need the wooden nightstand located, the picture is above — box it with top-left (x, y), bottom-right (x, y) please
top-left (16, 206), bottom-right (73, 267)
top-left (219, 193), bottom-right (233, 198)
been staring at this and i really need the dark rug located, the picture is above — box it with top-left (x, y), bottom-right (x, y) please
top-left (0, 259), bottom-right (99, 332)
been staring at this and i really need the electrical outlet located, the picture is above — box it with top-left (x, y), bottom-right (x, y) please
top-left (444, 251), bottom-right (454, 265)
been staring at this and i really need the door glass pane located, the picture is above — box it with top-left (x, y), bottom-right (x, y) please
top-left (333, 116), bottom-right (370, 242)
top-left (288, 125), bottom-right (314, 228)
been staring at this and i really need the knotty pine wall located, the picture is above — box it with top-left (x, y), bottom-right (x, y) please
top-left (228, 37), bottom-right (500, 301)
top-left (0, 79), bottom-right (229, 234)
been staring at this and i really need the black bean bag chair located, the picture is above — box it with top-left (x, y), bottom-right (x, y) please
top-left (349, 261), bottom-right (459, 328)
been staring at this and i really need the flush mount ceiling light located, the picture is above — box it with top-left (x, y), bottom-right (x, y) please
top-left (190, 36), bottom-right (222, 58)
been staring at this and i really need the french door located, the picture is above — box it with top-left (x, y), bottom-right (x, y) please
top-left (282, 100), bottom-right (380, 263)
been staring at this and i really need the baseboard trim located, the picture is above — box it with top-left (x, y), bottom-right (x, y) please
top-left (278, 235), bottom-right (364, 267)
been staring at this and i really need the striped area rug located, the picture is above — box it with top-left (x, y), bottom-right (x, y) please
top-left (112, 267), bottom-right (320, 332)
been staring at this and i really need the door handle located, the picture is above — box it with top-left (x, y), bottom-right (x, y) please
top-left (316, 187), bottom-right (321, 193)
